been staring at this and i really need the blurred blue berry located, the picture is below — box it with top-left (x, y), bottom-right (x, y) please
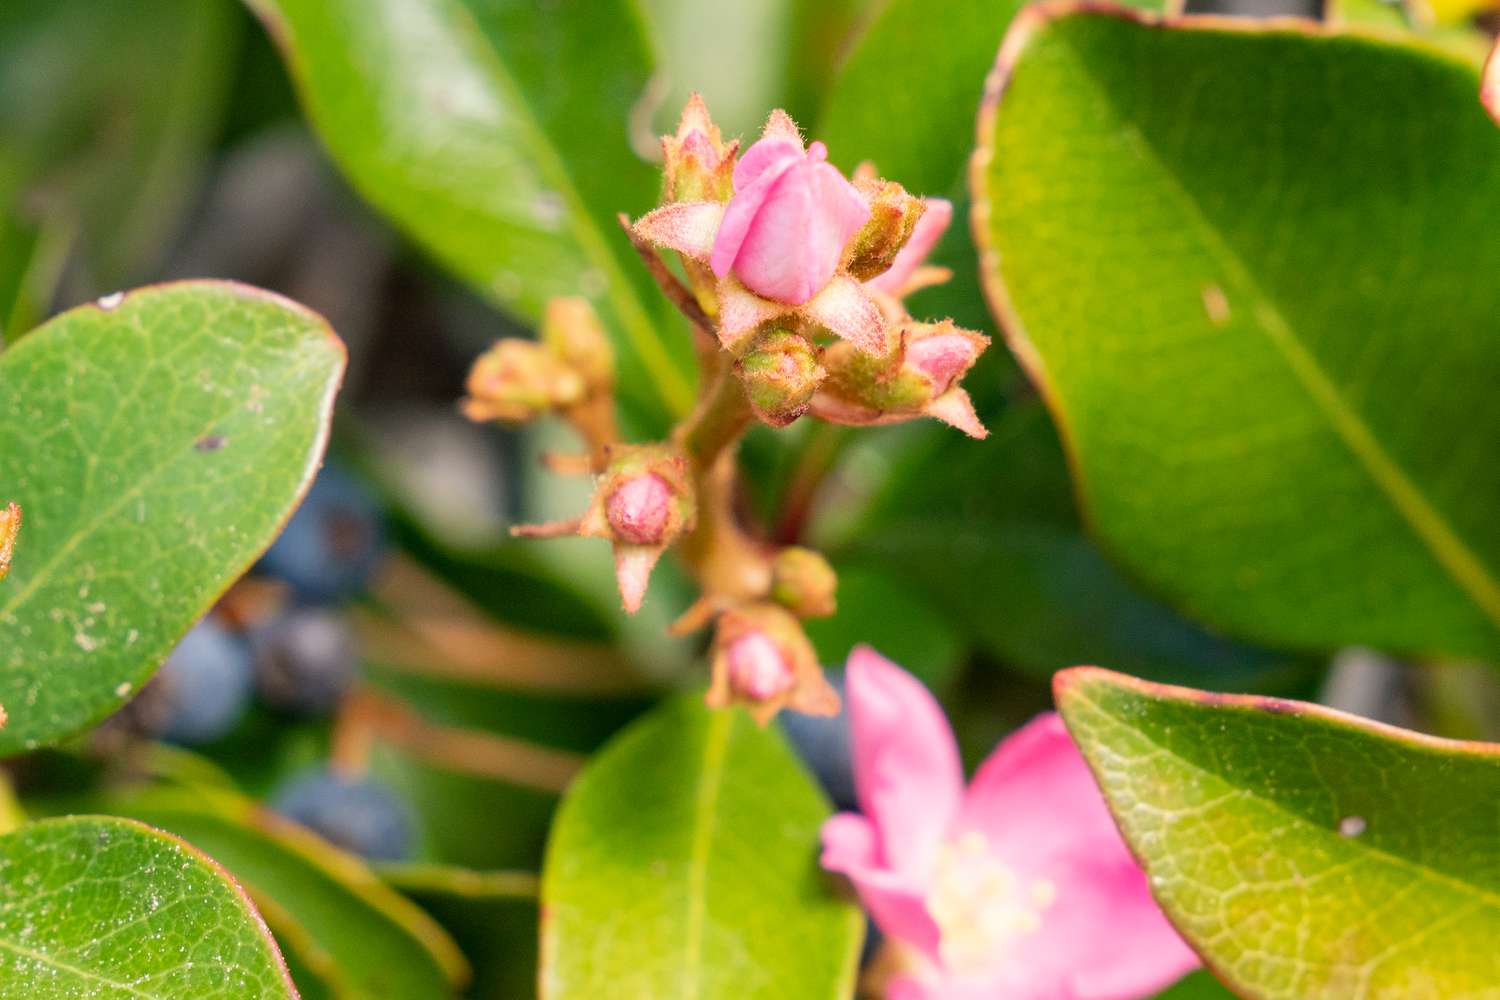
top-left (153, 617), bottom-right (254, 745)
top-left (271, 769), bottom-right (415, 861)
top-left (778, 670), bottom-right (855, 811)
top-left (260, 466), bottom-right (385, 603)
top-left (251, 607), bottom-right (358, 716)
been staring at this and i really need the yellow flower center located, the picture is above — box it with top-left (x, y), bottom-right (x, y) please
top-left (926, 831), bottom-right (1056, 974)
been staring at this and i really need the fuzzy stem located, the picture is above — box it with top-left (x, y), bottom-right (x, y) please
top-left (673, 362), bottom-right (772, 603)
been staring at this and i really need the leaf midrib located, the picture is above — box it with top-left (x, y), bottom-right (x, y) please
top-left (681, 709), bottom-right (731, 998)
top-left (1049, 27), bottom-right (1500, 635)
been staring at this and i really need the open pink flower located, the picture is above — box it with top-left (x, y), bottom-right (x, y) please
top-left (821, 648), bottom-right (1198, 1000)
top-left (865, 197), bottom-right (953, 297)
top-left (709, 121), bottom-right (869, 306)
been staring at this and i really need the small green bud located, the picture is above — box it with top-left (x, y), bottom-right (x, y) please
top-left (842, 179), bottom-right (926, 283)
top-left (770, 547), bottom-right (837, 619)
top-left (735, 330), bottom-right (825, 428)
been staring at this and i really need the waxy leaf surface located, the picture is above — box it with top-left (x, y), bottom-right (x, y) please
top-left (541, 696), bottom-right (863, 1000)
top-left (0, 816), bottom-right (295, 998)
top-left (1057, 667), bottom-right (1500, 998)
top-left (975, 9), bottom-right (1500, 660)
top-left (0, 282), bottom-right (342, 754)
top-left (245, 0), bottom-right (693, 425)
top-left (109, 787), bottom-right (467, 1000)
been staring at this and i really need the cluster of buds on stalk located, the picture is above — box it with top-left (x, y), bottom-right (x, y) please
top-left (0, 502), bottom-right (17, 582)
top-left (462, 95), bottom-right (991, 723)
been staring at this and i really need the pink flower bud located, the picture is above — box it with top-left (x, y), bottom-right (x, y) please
top-left (906, 331), bottom-right (981, 396)
top-left (606, 473), bottom-right (673, 546)
top-left (706, 604), bottom-right (840, 724)
top-left (710, 114), bottom-right (870, 306)
top-left (725, 631), bottom-right (796, 701)
top-left (662, 94), bottom-right (737, 203)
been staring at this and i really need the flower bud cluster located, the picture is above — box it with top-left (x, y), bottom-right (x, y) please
top-left (461, 297), bottom-right (613, 425)
top-left (475, 95), bottom-right (999, 725)
top-left (630, 96), bottom-right (990, 438)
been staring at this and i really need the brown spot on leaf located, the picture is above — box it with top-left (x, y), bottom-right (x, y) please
top-left (195, 435), bottom-right (228, 452)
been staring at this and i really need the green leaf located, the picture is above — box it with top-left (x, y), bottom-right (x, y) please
top-left (0, 815), bottom-right (296, 998)
top-left (0, 282), bottom-right (343, 753)
top-left (105, 787), bottom-right (469, 999)
top-left (0, 0), bottom-right (238, 290)
top-left (1056, 666), bottom-right (1500, 998)
top-left (381, 862), bottom-right (539, 1000)
top-left (541, 697), bottom-right (863, 1000)
top-left (244, 0), bottom-right (693, 425)
top-left (975, 8), bottom-right (1500, 660)
top-left (848, 403), bottom-right (1315, 694)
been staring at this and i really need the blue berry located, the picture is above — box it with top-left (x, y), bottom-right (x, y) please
top-left (259, 466), bottom-right (385, 603)
top-left (777, 670), bottom-right (855, 811)
top-left (271, 769), bottom-right (415, 861)
top-left (250, 607), bottom-right (358, 716)
top-left (153, 617), bottom-right (254, 745)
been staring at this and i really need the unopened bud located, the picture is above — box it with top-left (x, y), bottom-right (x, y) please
top-left (461, 339), bottom-right (584, 424)
top-left (725, 631), bottom-right (796, 701)
top-left (0, 502), bottom-right (18, 582)
top-left (662, 94), bottom-right (737, 203)
top-left (735, 330), bottom-right (825, 428)
top-left (542, 297), bottom-right (614, 397)
top-left (707, 604), bottom-right (839, 724)
top-left (770, 547), bottom-right (837, 619)
top-left (811, 320), bottom-right (990, 438)
top-left (843, 179), bottom-right (925, 283)
top-left (606, 473), bottom-right (673, 546)
top-left (905, 327), bottom-right (983, 397)
top-left (579, 445), bottom-right (696, 614)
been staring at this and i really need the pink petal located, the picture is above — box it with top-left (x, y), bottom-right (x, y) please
top-left (711, 150), bottom-right (800, 279)
top-left (632, 201), bottom-right (726, 260)
top-left (956, 713), bottom-right (1199, 998)
top-left (867, 198), bottom-right (953, 295)
top-left (820, 812), bottom-right (941, 958)
top-left (728, 158), bottom-right (825, 303)
top-left (845, 647), bottom-right (964, 879)
top-left (804, 275), bottom-right (886, 354)
top-left (732, 136), bottom-right (803, 190)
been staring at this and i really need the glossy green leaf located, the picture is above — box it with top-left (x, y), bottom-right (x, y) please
top-left (1057, 667), bottom-right (1500, 998)
top-left (244, 0), bottom-right (693, 425)
top-left (0, 0), bottom-right (237, 291)
top-left (0, 282), bottom-right (343, 753)
top-left (541, 696), bottom-right (863, 1000)
top-left (847, 403), bottom-right (1314, 693)
top-left (381, 863), bottom-right (539, 1000)
top-left (0, 815), bottom-right (295, 998)
top-left (975, 8), bottom-right (1500, 661)
top-left (105, 786), bottom-right (468, 999)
